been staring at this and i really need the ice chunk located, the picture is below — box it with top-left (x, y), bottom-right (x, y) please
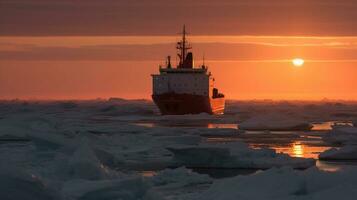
top-left (54, 138), bottom-right (121, 180)
top-left (62, 177), bottom-right (163, 200)
top-left (0, 165), bottom-right (59, 200)
top-left (196, 167), bottom-right (357, 200)
top-left (0, 114), bottom-right (76, 149)
top-left (98, 100), bottom-right (155, 116)
top-left (68, 133), bottom-right (168, 171)
top-left (93, 132), bottom-right (204, 170)
top-left (198, 128), bottom-right (243, 137)
top-left (319, 145), bottom-right (357, 160)
top-left (156, 135), bottom-right (202, 146)
top-left (168, 142), bottom-right (315, 169)
top-left (150, 167), bottom-right (212, 188)
top-left (323, 125), bottom-right (357, 145)
top-left (239, 113), bottom-right (312, 131)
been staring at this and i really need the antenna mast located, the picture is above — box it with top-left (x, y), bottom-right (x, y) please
top-left (177, 25), bottom-right (191, 68)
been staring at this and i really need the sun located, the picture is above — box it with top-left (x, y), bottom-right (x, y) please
top-left (292, 58), bottom-right (304, 67)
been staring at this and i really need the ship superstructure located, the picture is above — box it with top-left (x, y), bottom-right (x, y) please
top-left (152, 26), bottom-right (225, 115)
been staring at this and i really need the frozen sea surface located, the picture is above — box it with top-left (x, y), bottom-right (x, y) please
top-left (1, 99), bottom-right (357, 200)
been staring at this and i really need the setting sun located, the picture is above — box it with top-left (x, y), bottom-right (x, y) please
top-left (292, 58), bottom-right (305, 67)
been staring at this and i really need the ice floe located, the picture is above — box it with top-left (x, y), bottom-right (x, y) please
top-left (323, 125), bottom-right (357, 145)
top-left (148, 167), bottom-right (212, 200)
top-left (239, 113), bottom-right (312, 131)
top-left (319, 145), bottom-right (357, 160)
top-left (196, 167), bottom-right (357, 200)
top-left (196, 128), bottom-right (242, 137)
top-left (62, 177), bottom-right (163, 200)
top-left (0, 165), bottom-right (59, 200)
top-left (1, 100), bottom-right (357, 200)
top-left (150, 167), bottom-right (212, 188)
top-left (54, 138), bottom-right (122, 180)
top-left (168, 142), bottom-right (315, 169)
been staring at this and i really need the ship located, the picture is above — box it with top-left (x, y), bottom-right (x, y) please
top-left (151, 26), bottom-right (225, 115)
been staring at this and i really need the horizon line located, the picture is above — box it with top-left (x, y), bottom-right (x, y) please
top-left (2, 98), bottom-right (357, 102)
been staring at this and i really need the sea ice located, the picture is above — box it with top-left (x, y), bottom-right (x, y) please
top-left (53, 138), bottom-right (121, 180)
top-left (198, 128), bottom-right (243, 137)
top-left (319, 145), bottom-right (357, 160)
top-left (0, 165), bottom-right (59, 200)
top-left (0, 113), bottom-right (76, 149)
top-left (239, 113), bottom-right (312, 131)
top-left (156, 135), bottom-right (202, 146)
top-left (168, 142), bottom-right (315, 169)
top-left (2, 100), bottom-right (357, 200)
top-left (150, 167), bottom-right (212, 189)
top-left (323, 125), bottom-right (357, 145)
top-left (97, 99), bottom-right (155, 116)
top-left (79, 130), bottom-right (204, 171)
top-left (148, 167), bottom-right (212, 200)
top-left (196, 167), bottom-right (357, 200)
top-left (62, 177), bottom-right (163, 200)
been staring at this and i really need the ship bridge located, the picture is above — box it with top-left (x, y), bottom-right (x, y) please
top-left (159, 67), bottom-right (208, 74)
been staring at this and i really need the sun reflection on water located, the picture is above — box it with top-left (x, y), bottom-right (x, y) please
top-left (273, 142), bottom-right (331, 159)
top-left (292, 143), bottom-right (304, 158)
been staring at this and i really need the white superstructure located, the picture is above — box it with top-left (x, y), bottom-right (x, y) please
top-left (152, 68), bottom-right (215, 97)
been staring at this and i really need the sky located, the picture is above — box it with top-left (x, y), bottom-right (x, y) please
top-left (1, 0), bottom-right (357, 100)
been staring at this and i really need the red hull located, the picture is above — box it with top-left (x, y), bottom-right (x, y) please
top-left (152, 93), bottom-right (225, 115)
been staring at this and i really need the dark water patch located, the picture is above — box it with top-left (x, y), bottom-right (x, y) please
top-left (192, 168), bottom-right (258, 179)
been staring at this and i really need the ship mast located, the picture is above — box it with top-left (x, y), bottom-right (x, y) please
top-left (177, 25), bottom-right (192, 68)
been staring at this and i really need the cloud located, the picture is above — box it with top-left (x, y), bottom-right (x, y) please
top-left (1, 34), bottom-right (357, 61)
top-left (1, 0), bottom-right (357, 36)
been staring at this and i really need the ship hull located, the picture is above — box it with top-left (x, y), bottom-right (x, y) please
top-left (152, 93), bottom-right (225, 115)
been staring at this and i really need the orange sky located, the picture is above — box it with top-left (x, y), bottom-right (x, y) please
top-left (1, 35), bottom-right (357, 100)
top-left (1, 1), bottom-right (357, 100)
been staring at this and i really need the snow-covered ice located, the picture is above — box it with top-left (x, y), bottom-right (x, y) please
top-left (239, 113), bottom-right (312, 131)
top-left (54, 137), bottom-right (123, 180)
top-left (319, 145), bottom-right (357, 160)
top-left (196, 167), bottom-right (357, 200)
top-left (323, 125), bottom-right (357, 145)
top-left (62, 177), bottom-right (163, 200)
top-left (168, 142), bottom-right (315, 169)
top-left (0, 165), bottom-right (59, 200)
top-left (148, 167), bottom-right (213, 200)
top-left (1, 100), bottom-right (357, 200)
top-left (150, 167), bottom-right (212, 188)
